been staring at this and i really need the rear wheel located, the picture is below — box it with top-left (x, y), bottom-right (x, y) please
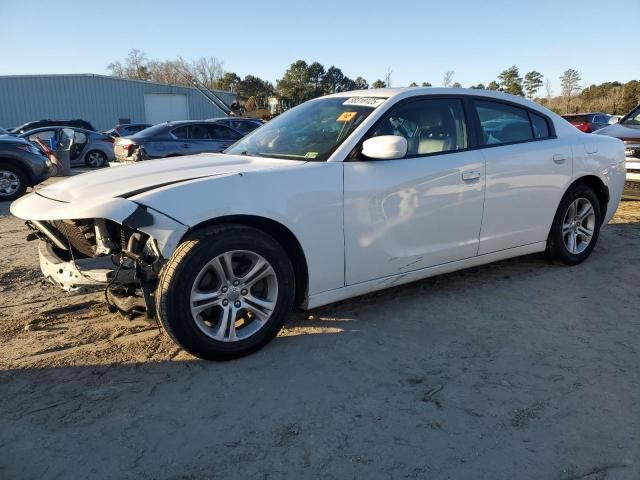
top-left (156, 225), bottom-right (295, 360)
top-left (547, 183), bottom-right (602, 265)
top-left (85, 150), bottom-right (107, 168)
top-left (0, 163), bottom-right (27, 201)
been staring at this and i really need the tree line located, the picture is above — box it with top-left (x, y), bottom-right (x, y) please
top-left (107, 49), bottom-right (639, 115)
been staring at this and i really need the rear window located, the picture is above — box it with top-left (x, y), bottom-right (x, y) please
top-left (171, 126), bottom-right (190, 139)
top-left (475, 101), bottom-right (533, 145)
top-left (530, 113), bottom-right (550, 139)
top-left (135, 123), bottom-right (172, 137)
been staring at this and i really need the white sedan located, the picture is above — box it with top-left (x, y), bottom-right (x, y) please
top-left (11, 88), bottom-right (626, 360)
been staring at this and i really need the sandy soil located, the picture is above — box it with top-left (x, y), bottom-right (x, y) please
top-left (1, 178), bottom-right (639, 479)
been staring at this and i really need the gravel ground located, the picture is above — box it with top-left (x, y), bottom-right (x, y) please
top-left (1, 176), bottom-right (639, 479)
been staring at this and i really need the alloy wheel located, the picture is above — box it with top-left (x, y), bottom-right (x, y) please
top-left (562, 197), bottom-right (596, 254)
top-left (87, 151), bottom-right (105, 167)
top-left (0, 170), bottom-right (20, 197)
top-left (189, 250), bottom-right (278, 342)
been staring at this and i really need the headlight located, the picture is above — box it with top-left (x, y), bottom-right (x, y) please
top-left (16, 144), bottom-right (42, 155)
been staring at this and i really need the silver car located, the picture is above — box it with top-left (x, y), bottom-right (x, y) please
top-left (21, 126), bottom-right (115, 167)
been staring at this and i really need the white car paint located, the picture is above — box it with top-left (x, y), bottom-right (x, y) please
top-left (10, 88), bottom-right (626, 310)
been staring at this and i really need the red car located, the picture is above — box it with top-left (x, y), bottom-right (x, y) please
top-left (561, 112), bottom-right (611, 133)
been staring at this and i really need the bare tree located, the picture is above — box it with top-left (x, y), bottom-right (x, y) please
top-left (442, 70), bottom-right (455, 88)
top-left (191, 56), bottom-right (224, 89)
top-left (560, 68), bottom-right (582, 112)
top-left (545, 79), bottom-right (554, 100)
top-left (383, 67), bottom-right (393, 88)
top-left (107, 48), bottom-right (150, 80)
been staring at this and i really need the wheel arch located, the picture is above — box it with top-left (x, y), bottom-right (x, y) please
top-left (183, 215), bottom-right (309, 306)
top-left (84, 149), bottom-right (108, 165)
top-left (566, 175), bottom-right (609, 222)
top-left (0, 156), bottom-right (32, 185)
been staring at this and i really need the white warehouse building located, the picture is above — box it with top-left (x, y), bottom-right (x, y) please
top-left (0, 74), bottom-right (235, 131)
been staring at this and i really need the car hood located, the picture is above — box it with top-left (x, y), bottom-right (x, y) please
top-left (593, 123), bottom-right (640, 142)
top-left (33, 153), bottom-right (306, 203)
top-left (0, 134), bottom-right (31, 144)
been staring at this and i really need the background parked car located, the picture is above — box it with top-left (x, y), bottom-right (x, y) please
top-left (113, 120), bottom-right (244, 163)
top-left (561, 112), bottom-right (610, 133)
top-left (594, 104), bottom-right (640, 199)
top-left (10, 119), bottom-right (95, 135)
top-left (0, 135), bottom-right (51, 200)
top-left (104, 123), bottom-right (152, 138)
top-left (22, 127), bottom-right (114, 167)
top-left (207, 117), bottom-right (264, 134)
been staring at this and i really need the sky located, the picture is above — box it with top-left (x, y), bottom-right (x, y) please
top-left (0, 0), bottom-right (638, 94)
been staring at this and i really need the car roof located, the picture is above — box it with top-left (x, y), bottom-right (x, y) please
top-left (321, 87), bottom-right (577, 136)
top-left (20, 126), bottom-right (97, 135)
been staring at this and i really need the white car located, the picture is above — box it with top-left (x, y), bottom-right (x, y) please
top-left (11, 88), bottom-right (626, 360)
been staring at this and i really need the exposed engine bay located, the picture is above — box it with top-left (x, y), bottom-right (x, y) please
top-left (26, 214), bottom-right (166, 318)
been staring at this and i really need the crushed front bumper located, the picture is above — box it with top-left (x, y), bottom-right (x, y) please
top-left (39, 241), bottom-right (135, 294)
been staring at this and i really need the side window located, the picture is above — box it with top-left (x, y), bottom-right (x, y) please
top-left (209, 125), bottom-right (242, 141)
top-left (190, 124), bottom-right (212, 139)
top-left (28, 130), bottom-right (55, 143)
top-left (73, 131), bottom-right (88, 144)
top-left (475, 101), bottom-right (533, 145)
top-left (530, 112), bottom-right (550, 139)
top-left (172, 126), bottom-right (189, 139)
top-left (369, 98), bottom-right (468, 157)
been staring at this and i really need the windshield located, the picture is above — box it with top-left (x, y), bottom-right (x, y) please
top-left (622, 106), bottom-right (640, 126)
top-left (226, 96), bottom-right (386, 161)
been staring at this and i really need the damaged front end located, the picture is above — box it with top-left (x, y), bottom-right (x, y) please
top-left (19, 200), bottom-right (187, 319)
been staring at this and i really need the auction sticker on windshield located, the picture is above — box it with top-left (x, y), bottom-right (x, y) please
top-left (342, 97), bottom-right (386, 108)
top-left (337, 111), bottom-right (358, 122)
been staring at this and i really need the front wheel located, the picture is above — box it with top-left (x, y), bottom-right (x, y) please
top-left (0, 163), bottom-right (27, 201)
top-left (547, 184), bottom-right (602, 265)
top-left (156, 225), bottom-right (295, 360)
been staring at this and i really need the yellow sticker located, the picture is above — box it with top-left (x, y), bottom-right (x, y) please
top-left (337, 111), bottom-right (358, 122)
top-left (305, 152), bottom-right (319, 159)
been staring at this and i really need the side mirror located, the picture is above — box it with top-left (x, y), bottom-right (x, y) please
top-left (361, 135), bottom-right (407, 160)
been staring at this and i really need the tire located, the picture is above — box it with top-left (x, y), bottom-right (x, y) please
top-left (0, 162), bottom-right (27, 201)
top-left (156, 225), bottom-right (295, 360)
top-left (84, 150), bottom-right (107, 168)
top-left (546, 183), bottom-right (602, 265)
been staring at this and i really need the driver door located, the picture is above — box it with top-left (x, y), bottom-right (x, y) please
top-left (343, 97), bottom-right (486, 285)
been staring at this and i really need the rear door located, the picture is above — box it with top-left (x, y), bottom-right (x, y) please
top-left (472, 100), bottom-right (572, 254)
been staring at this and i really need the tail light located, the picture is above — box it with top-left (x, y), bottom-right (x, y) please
top-left (121, 144), bottom-right (131, 151)
top-left (574, 122), bottom-right (590, 133)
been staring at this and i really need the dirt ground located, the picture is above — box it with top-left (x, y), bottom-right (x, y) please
top-left (1, 176), bottom-right (639, 480)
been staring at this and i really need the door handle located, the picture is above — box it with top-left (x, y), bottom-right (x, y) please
top-left (462, 171), bottom-right (481, 181)
top-left (182, 143), bottom-right (190, 148)
top-left (553, 154), bottom-right (567, 163)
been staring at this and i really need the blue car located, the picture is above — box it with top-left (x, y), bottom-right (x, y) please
top-left (113, 120), bottom-right (244, 163)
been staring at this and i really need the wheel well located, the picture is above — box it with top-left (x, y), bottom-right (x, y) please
top-left (0, 157), bottom-right (31, 185)
top-left (186, 215), bottom-right (309, 306)
top-left (569, 175), bottom-right (609, 220)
